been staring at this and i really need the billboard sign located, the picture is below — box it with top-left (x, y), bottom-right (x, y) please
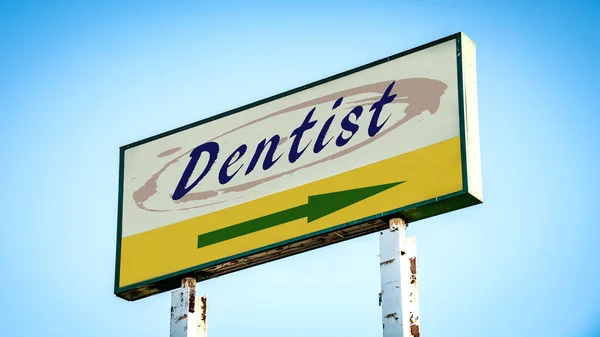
top-left (115, 32), bottom-right (482, 300)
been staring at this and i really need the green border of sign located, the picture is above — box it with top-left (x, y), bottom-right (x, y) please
top-left (114, 32), bottom-right (481, 300)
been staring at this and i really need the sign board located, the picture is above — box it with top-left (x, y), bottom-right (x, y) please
top-left (115, 32), bottom-right (482, 301)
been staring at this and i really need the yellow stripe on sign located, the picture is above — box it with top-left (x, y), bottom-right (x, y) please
top-left (120, 136), bottom-right (463, 287)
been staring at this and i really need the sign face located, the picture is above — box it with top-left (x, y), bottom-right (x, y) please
top-left (115, 32), bottom-right (482, 301)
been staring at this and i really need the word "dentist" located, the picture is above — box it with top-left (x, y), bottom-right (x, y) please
top-left (172, 81), bottom-right (398, 201)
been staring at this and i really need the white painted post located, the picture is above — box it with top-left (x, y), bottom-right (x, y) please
top-left (170, 278), bottom-right (207, 337)
top-left (379, 218), bottom-right (420, 337)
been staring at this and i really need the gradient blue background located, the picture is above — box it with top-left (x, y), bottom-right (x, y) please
top-left (1, 1), bottom-right (599, 336)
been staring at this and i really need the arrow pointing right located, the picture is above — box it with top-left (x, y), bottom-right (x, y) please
top-left (196, 181), bottom-right (405, 249)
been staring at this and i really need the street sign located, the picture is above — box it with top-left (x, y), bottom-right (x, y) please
top-left (115, 32), bottom-right (482, 301)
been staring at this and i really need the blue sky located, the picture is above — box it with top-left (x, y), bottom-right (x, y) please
top-left (1, 1), bottom-right (599, 336)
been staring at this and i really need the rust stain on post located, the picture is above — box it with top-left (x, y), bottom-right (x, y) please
top-left (409, 256), bottom-right (418, 284)
top-left (410, 324), bottom-right (420, 337)
top-left (200, 296), bottom-right (207, 322)
top-left (380, 258), bottom-right (395, 266)
top-left (189, 291), bottom-right (196, 313)
top-left (385, 313), bottom-right (399, 321)
top-left (182, 278), bottom-right (197, 314)
top-left (389, 218), bottom-right (404, 231)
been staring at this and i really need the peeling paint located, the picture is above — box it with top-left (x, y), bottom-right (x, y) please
top-left (182, 278), bottom-right (197, 314)
top-left (409, 257), bottom-right (416, 275)
top-left (188, 292), bottom-right (196, 314)
top-left (380, 258), bottom-right (395, 266)
top-left (388, 218), bottom-right (404, 231)
top-left (200, 296), bottom-right (207, 322)
top-left (410, 324), bottom-right (420, 337)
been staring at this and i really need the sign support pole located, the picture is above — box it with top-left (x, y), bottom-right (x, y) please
top-left (379, 218), bottom-right (420, 337)
top-left (170, 278), bottom-right (207, 337)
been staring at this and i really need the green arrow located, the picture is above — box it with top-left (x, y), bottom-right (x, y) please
top-left (197, 181), bottom-right (405, 249)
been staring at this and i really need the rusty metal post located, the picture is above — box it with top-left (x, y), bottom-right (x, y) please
top-left (170, 277), bottom-right (207, 337)
top-left (379, 218), bottom-right (420, 337)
